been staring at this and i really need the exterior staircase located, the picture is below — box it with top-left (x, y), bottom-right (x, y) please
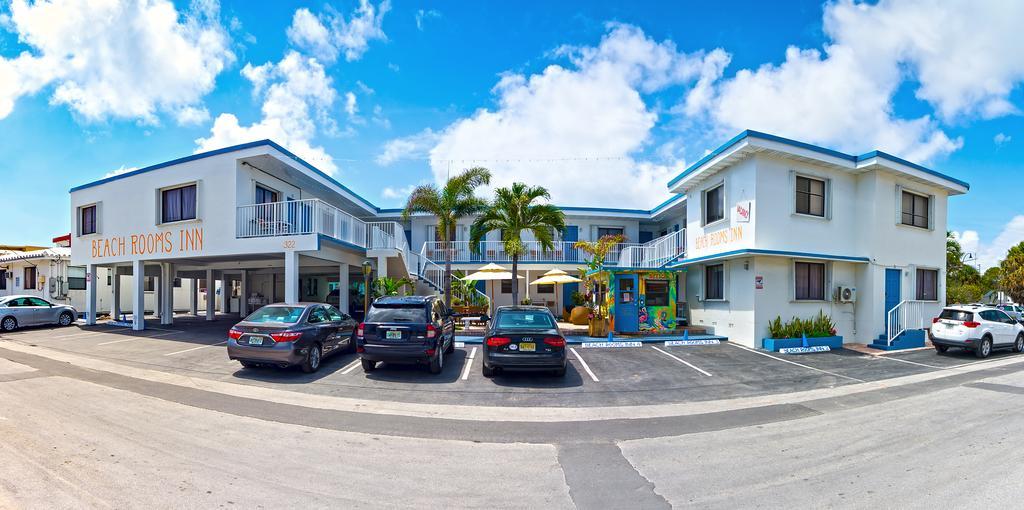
top-left (617, 229), bottom-right (686, 268)
top-left (868, 300), bottom-right (928, 351)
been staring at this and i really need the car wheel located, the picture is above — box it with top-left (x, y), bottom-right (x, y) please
top-left (1015, 334), bottom-right (1024, 354)
top-left (481, 363), bottom-right (496, 378)
top-left (553, 366), bottom-right (567, 377)
top-left (361, 358), bottom-right (377, 372)
top-left (428, 347), bottom-right (444, 374)
top-left (301, 344), bottom-right (322, 373)
top-left (1, 316), bottom-right (17, 332)
top-left (58, 312), bottom-right (74, 327)
top-left (239, 360), bottom-right (258, 368)
top-left (934, 344), bottom-right (949, 353)
top-left (976, 337), bottom-right (992, 359)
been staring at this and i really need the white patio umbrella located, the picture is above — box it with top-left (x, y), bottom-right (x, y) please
top-left (461, 263), bottom-right (522, 316)
top-left (529, 268), bottom-right (583, 318)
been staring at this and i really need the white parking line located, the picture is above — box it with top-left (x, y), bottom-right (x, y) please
top-left (727, 342), bottom-right (865, 383)
top-left (163, 341), bottom-right (226, 356)
top-left (569, 347), bottom-right (599, 382)
top-left (650, 346), bottom-right (712, 377)
top-left (52, 331), bottom-right (105, 339)
top-left (340, 359), bottom-right (361, 375)
top-left (460, 347), bottom-right (477, 381)
top-left (97, 338), bottom-right (138, 346)
top-left (875, 355), bottom-right (943, 369)
top-left (137, 331), bottom-right (182, 339)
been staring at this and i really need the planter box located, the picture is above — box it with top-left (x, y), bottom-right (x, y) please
top-left (761, 335), bottom-right (843, 352)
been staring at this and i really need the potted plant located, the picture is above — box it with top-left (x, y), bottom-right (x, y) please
top-left (762, 310), bottom-right (843, 351)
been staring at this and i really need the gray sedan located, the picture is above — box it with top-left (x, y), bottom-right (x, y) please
top-left (0, 295), bottom-right (78, 331)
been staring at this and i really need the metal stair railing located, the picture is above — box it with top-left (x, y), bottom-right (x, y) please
top-left (886, 300), bottom-right (928, 345)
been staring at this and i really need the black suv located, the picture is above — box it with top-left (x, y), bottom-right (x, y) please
top-left (357, 295), bottom-right (456, 374)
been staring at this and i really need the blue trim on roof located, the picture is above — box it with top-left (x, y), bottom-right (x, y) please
top-left (316, 234), bottom-right (367, 253)
top-left (666, 130), bottom-right (969, 191)
top-left (665, 248), bottom-right (870, 267)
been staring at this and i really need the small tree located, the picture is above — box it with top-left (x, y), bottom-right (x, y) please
top-left (1000, 242), bottom-right (1024, 303)
top-left (402, 168), bottom-right (491, 308)
top-left (574, 234), bottom-right (626, 319)
top-left (372, 276), bottom-right (414, 298)
top-left (470, 183), bottom-right (566, 306)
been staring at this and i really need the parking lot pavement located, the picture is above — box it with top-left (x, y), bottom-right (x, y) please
top-left (5, 320), bottom-right (1024, 408)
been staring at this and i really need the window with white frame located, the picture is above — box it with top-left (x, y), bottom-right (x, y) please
top-left (597, 227), bottom-right (624, 239)
top-left (901, 191), bottom-right (929, 229)
top-left (80, 204), bottom-right (97, 235)
top-left (794, 261), bottom-right (826, 301)
top-left (916, 268), bottom-right (938, 301)
top-left (703, 183), bottom-right (724, 225)
top-left (705, 264), bottom-right (724, 300)
top-left (255, 185), bottom-right (278, 204)
top-left (795, 176), bottom-right (826, 217)
top-left (161, 184), bottom-right (197, 223)
top-left (68, 266), bottom-right (86, 290)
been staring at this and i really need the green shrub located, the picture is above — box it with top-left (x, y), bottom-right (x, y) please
top-left (767, 310), bottom-right (837, 338)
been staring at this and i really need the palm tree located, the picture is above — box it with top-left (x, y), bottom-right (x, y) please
top-left (372, 276), bottom-right (415, 298)
top-left (402, 167), bottom-right (491, 308)
top-left (470, 183), bottom-right (566, 306)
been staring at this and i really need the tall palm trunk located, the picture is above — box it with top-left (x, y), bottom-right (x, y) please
top-left (511, 255), bottom-right (519, 306)
top-left (444, 239), bottom-right (453, 308)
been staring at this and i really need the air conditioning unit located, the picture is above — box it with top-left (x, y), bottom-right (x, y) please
top-left (835, 286), bottom-right (857, 303)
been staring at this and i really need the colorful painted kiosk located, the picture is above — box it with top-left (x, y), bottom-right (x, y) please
top-left (590, 269), bottom-right (681, 334)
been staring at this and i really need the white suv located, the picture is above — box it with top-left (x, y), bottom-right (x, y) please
top-left (930, 305), bottom-right (1024, 358)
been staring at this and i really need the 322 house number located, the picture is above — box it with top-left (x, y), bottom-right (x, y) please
top-left (282, 240), bottom-right (296, 249)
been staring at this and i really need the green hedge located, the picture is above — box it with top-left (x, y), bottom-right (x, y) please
top-left (767, 310), bottom-right (837, 339)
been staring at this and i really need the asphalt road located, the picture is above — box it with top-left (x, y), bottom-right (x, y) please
top-left (2, 338), bottom-right (1024, 509)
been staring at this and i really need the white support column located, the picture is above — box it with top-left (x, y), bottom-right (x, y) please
top-left (525, 270), bottom-right (531, 302)
top-left (85, 264), bottom-right (97, 325)
top-left (239, 270), bottom-right (249, 317)
top-left (205, 269), bottom-right (215, 321)
top-left (220, 274), bottom-right (229, 313)
top-left (160, 263), bottom-right (173, 325)
top-left (132, 260), bottom-right (145, 331)
top-left (154, 276), bottom-right (162, 320)
top-left (284, 251), bottom-right (299, 305)
top-left (189, 278), bottom-right (198, 315)
top-left (111, 268), bottom-right (121, 321)
top-left (338, 264), bottom-right (350, 313)
top-left (376, 256), bottom-right (388, 279)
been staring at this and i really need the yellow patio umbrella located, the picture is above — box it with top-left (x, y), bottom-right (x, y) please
top-left (461, 263), bottom-right (522, 316)
top-left (529, 268), bottom-right (583, 318)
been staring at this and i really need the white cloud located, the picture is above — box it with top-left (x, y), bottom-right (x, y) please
top-left (393, 23), bottom-right (719, 207)
top-left (955, 217), bottom-right (1024, 270)
top-left (344, 92), bottom-right (358, 116)
top-left (376, 128), bottom-right (439, 165)
top-left (0, 0), bottom-right (233, 124)
top-left (195, 51), bottom-right (339, 173)
top-left (286, 0), bottom-right (390, 63)
top-left (415, 9), bottom-right (440, 31)
top-left (995, 133), bottom-right (1012, 146)
top-left (104, 165), bottom-right (138, 178)
top-left (381, 184), bottom-right (416, 200)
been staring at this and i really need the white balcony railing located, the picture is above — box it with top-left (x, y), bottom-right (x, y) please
top-left (420, 240), bottom-right (643, 265)
top-left (236, 199), bottom-right (366, 248)
top-left (618, 229), bottom-right (686, 268)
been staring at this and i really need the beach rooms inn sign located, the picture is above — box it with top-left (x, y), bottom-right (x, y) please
top-left (90, 227), bottom-right (204, 258)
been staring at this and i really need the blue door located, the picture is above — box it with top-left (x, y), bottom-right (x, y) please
top-left (884, 268), bottom-right (901, 329)
top-left (615, 274), bottom-right (639, 333)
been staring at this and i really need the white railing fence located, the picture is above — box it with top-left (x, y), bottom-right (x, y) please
top-left (236, 199), bottom-right (367, 248)
top-left (886, 300), bottom-right (929, 344)
top-left (618, 229), bottom-right (686, 268)
top-left (420, 240), bottom-right (646, 265)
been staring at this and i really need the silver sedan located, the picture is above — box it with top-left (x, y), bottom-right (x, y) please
top-left (0, 295), bottom-right (78, 331)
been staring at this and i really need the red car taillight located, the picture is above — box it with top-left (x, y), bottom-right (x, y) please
top-left (932, 317), bottom-right (941, 324)
top-left (543, 336), bottom-right (566, 347)
top-left (270, 331), bottom-right (303, 342)
top-left (426, 324), bottom-right (438, 339)
top-left (228, 328), bottom-right (243, 340)
top-left (357, 322), bottom-right (365, 338)
top-left (486, 336), bottom-right (511, 347)
top-left (963, 321), bottom-right (981, 328)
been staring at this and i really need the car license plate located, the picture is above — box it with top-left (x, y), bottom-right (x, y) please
top-left (386, 330), bottom-right (402, 340)
top-left (519, 342), bottom-right (536, 352)
top-left (248, 337), bottom-right (263, 345)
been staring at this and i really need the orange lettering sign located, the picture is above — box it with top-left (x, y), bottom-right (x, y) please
top-left (91, 227), bottom-right (205, 259)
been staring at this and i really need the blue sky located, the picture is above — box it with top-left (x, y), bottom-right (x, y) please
top-left (0, 0), bottom-right (1022, 267)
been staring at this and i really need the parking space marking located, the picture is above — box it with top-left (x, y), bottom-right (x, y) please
top-left (136, 331), bottom-right (183, 339)
top-left (163, 341), bottom-right (226, 356)
top-left (650, 346), bottom-right (712, 377)
top-left (569, 347), bottom-right (599, 382)
top-left (340, 359), bottom-right (361, 375)
top-left (875, 355), bottom-right (943, 369)
top-left (97, 338), bottom-right (138, 346)
top-left (52, 331), bottom-right (106, 339)
top-left (727, 343), bottom-right (865, 383)
top-left (460, 347), bottom-right (477, 381)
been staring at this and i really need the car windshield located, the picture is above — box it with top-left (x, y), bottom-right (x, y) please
top-left (495, 310), bottom-right (556, 329)
top-left (366, 305), bottom-right (425, 323)
top-left (939, 309), bottom-right (973, 322)
top-left (244, 306), bottom-right (305, 323)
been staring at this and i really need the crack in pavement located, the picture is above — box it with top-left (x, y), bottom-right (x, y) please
top-left (558, 441), bottom-right (670, 509)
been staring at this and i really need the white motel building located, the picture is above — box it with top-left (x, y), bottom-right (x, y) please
top-left (68, 130), bottom-right (968, 348)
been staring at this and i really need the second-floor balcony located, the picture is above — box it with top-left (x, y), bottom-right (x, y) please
top-left (421, 240), bottom-right (643, 266)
